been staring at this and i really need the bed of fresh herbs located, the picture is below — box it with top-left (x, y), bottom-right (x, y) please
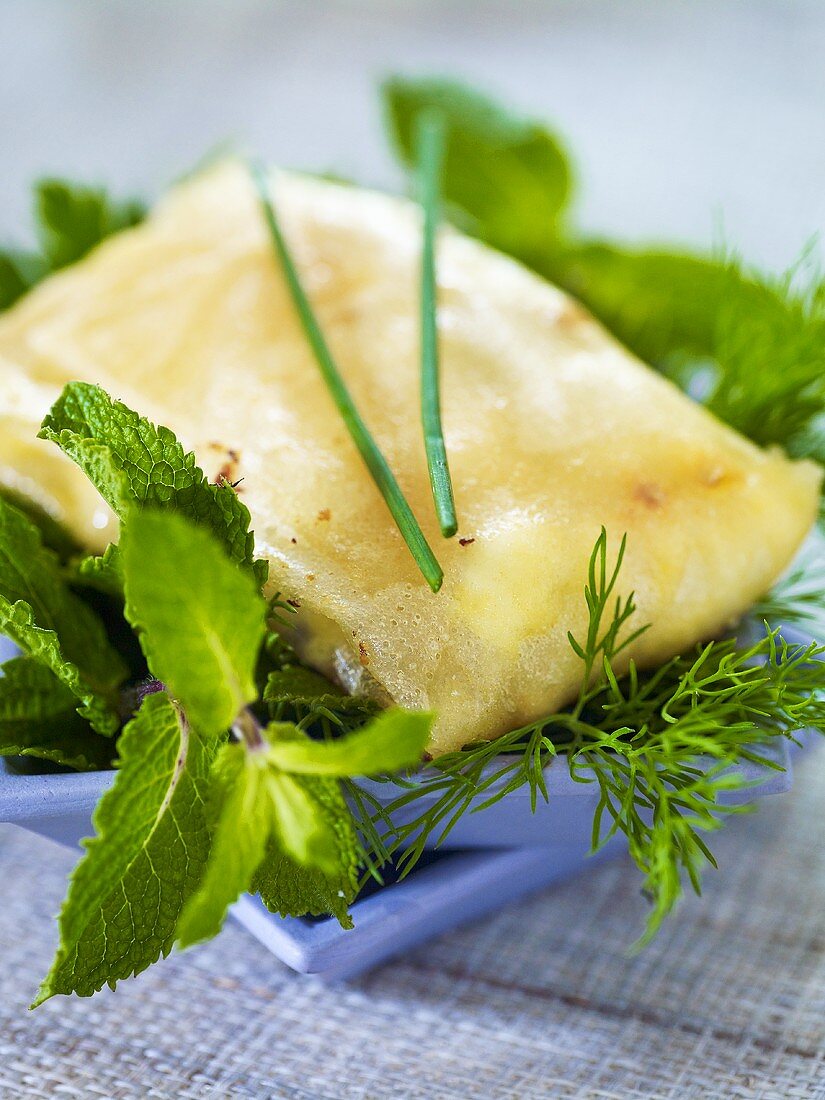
top-left (0, 77), bottom-right (823, 1005)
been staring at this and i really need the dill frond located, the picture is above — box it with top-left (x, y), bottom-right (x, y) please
top-left (355, 531), bottom-right (825, 943)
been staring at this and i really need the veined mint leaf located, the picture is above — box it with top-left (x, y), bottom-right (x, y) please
top-left (121, 509), bottom-right (266, 742)
top-left (71, 545), bottom-right (124, 596)
top-left (0, 497), bottom-right (127, 734)
top-left (383, 75), bottom-right (572, 263)
top-left (253, 842), bottom-right (356, 928)
top-left (39, 383), bottom-right (267, 587)
top-left (253, 769), bottom-right (361, 929)
top-left (263, 766), bottom-right (340, 870)
top-left (178, 720), bottom-right (374, 944)
top-left (175, 743), bottom-right (272, 948)
top-left (265, 665), bottom-right (346, 703)
top-left (33, 693), bottom-right (210, 1005)
top-left (0, 656), bottom-right (114, 771)
top-left (267, 708), bottom-right (432, 777)
top-left (264, 664), bottom-right (379, 728)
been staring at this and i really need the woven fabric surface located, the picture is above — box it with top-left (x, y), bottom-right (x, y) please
top-left (0, 751), bottom-right (823, 1098)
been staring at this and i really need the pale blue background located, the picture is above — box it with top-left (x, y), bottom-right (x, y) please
top-left (2, 0), bottom-right (824, 270)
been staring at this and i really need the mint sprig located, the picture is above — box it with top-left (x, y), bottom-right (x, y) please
top-left (24, 479), bottom-right (431, 1000)
top-left (0, 496), bottom-right (127, 734)
top-left (121, 509), bottom-right (266, 743)
top-left (40, 382), bottom-right (268, 589)
top-left (33, 692), bottom-right (211, 1005)
top-left (0, 657), bottom-right (113, 771)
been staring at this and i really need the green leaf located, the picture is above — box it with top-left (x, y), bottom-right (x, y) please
top-left (547, 244), bottom-right (762, 366)
top-left (121, 509), bottom-right (266, 741)
top-left (0, 486), bottom-right (81, 560)
top-left (70, 545), bottom-right (124, 596)
top-left (253, 838), bottom-right (356, 929)
top-left (35, 178), bottom-right (145, 272)
top-left (267, 708), bottom-right (432, 777)
top-left (39, 382), bottom-right (267, 586)
top-left (265, 665), bottom-right (345, 704)
top-left (0, 179), bottom-right (145, 313)
top-left (33, 692), bottom-right (211, 1004)
top-left (0, 250), bottom-right (47, 311)
top-left (264, 664), bottom-right (379, 729)
top-left (0, 497), bottom-right (127, 734)
top-left (383, 75), bottom-right (572, 263)
top-left (261, 767), bottom-right (339, 870)
top-left (0, 657), bottom-right (114, 771)
top-left (252, 771), bottom-right (361, 928)
top-left (175, 743), bottom-right (270, 947)
top-left (178, 724), bottom-right (368, 944)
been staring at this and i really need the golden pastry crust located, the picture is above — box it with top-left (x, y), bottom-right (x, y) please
top-left (0, 162), bottom-right (820, 753)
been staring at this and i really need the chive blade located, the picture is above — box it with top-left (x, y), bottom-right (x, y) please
top-left (249, 162), bottom-right (444, 593)
top-left (417, 111), bottom-right (458, 539)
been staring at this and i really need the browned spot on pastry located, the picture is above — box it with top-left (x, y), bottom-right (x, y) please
top-left (634, 482), bottom-right (666, 510)
top-left (208, 442), bottom-right (242, 490)
top-left (317, 508), bottom-right (331, 521)
top-left (458, 537), bottom-right (475, 547)
top-left (554, 298), bottom-right (590, 332)
top-left (358, 641), bottom-right (370, 666)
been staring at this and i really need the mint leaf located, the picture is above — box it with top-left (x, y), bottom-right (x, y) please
top-left (1, 179), bottom-right (145, 312)
top-left (548, 244), bottom-right (761, 366)
top-left (263, 766), bottom-right (340, 870)
top-left (0, 486), bottom-right (81, 560)
top-left (260, 724), bottom-right (369, 880)
top-left (178, 719), bottom-right (378, 943)
top-left (0, 250), bottom-right (47, 310)
top-left (264, 664), bottom-right (379, 728)
top-left (175, 743), bottom-right (273, 947)
top-left (253, 841), bottom-right (356, 928)
top-left (40, 383), bottom-right (267, 587)
top-left (253, 773), bottom-right (361, 928)
top-left (35, 178), bottom-right (145, 271)
top-left (383, 75), bottom-right (572, 263)
top-left (267, 708), bottom-right (431, 777)
top-left (0, 656), bottom-right (114, 770)
top-left (121, 509), bottom-right (266, 742)
top-left (0, 497), bottom-right (127, 734)
top-left (265, 665), bottom-right (346, 704)
top-left (33, 692), bottom-right (210, 1005)
top-left (71, 545), bottom-right (124, 596)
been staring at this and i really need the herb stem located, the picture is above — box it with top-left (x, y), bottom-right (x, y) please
top-left (249, 162), bottom-right (444, 593)
top-left (417, 112), bottom-right (458, 539)
top-left (233, 707), bottom-right (267, 753)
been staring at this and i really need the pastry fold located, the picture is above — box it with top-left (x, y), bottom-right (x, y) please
top-left (0, 162), bottom-right (820, 753)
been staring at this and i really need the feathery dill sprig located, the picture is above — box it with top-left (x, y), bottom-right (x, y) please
top-left (355, 531), bottom-right (825, 942)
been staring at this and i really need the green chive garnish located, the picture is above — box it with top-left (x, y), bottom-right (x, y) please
top-left (416, 111), bottom-right (458, 539)
top-left (249, 162), bottom-right (444, 593)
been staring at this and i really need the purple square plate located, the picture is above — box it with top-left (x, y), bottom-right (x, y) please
top-left (0, 633), bottom-right (810, 979)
